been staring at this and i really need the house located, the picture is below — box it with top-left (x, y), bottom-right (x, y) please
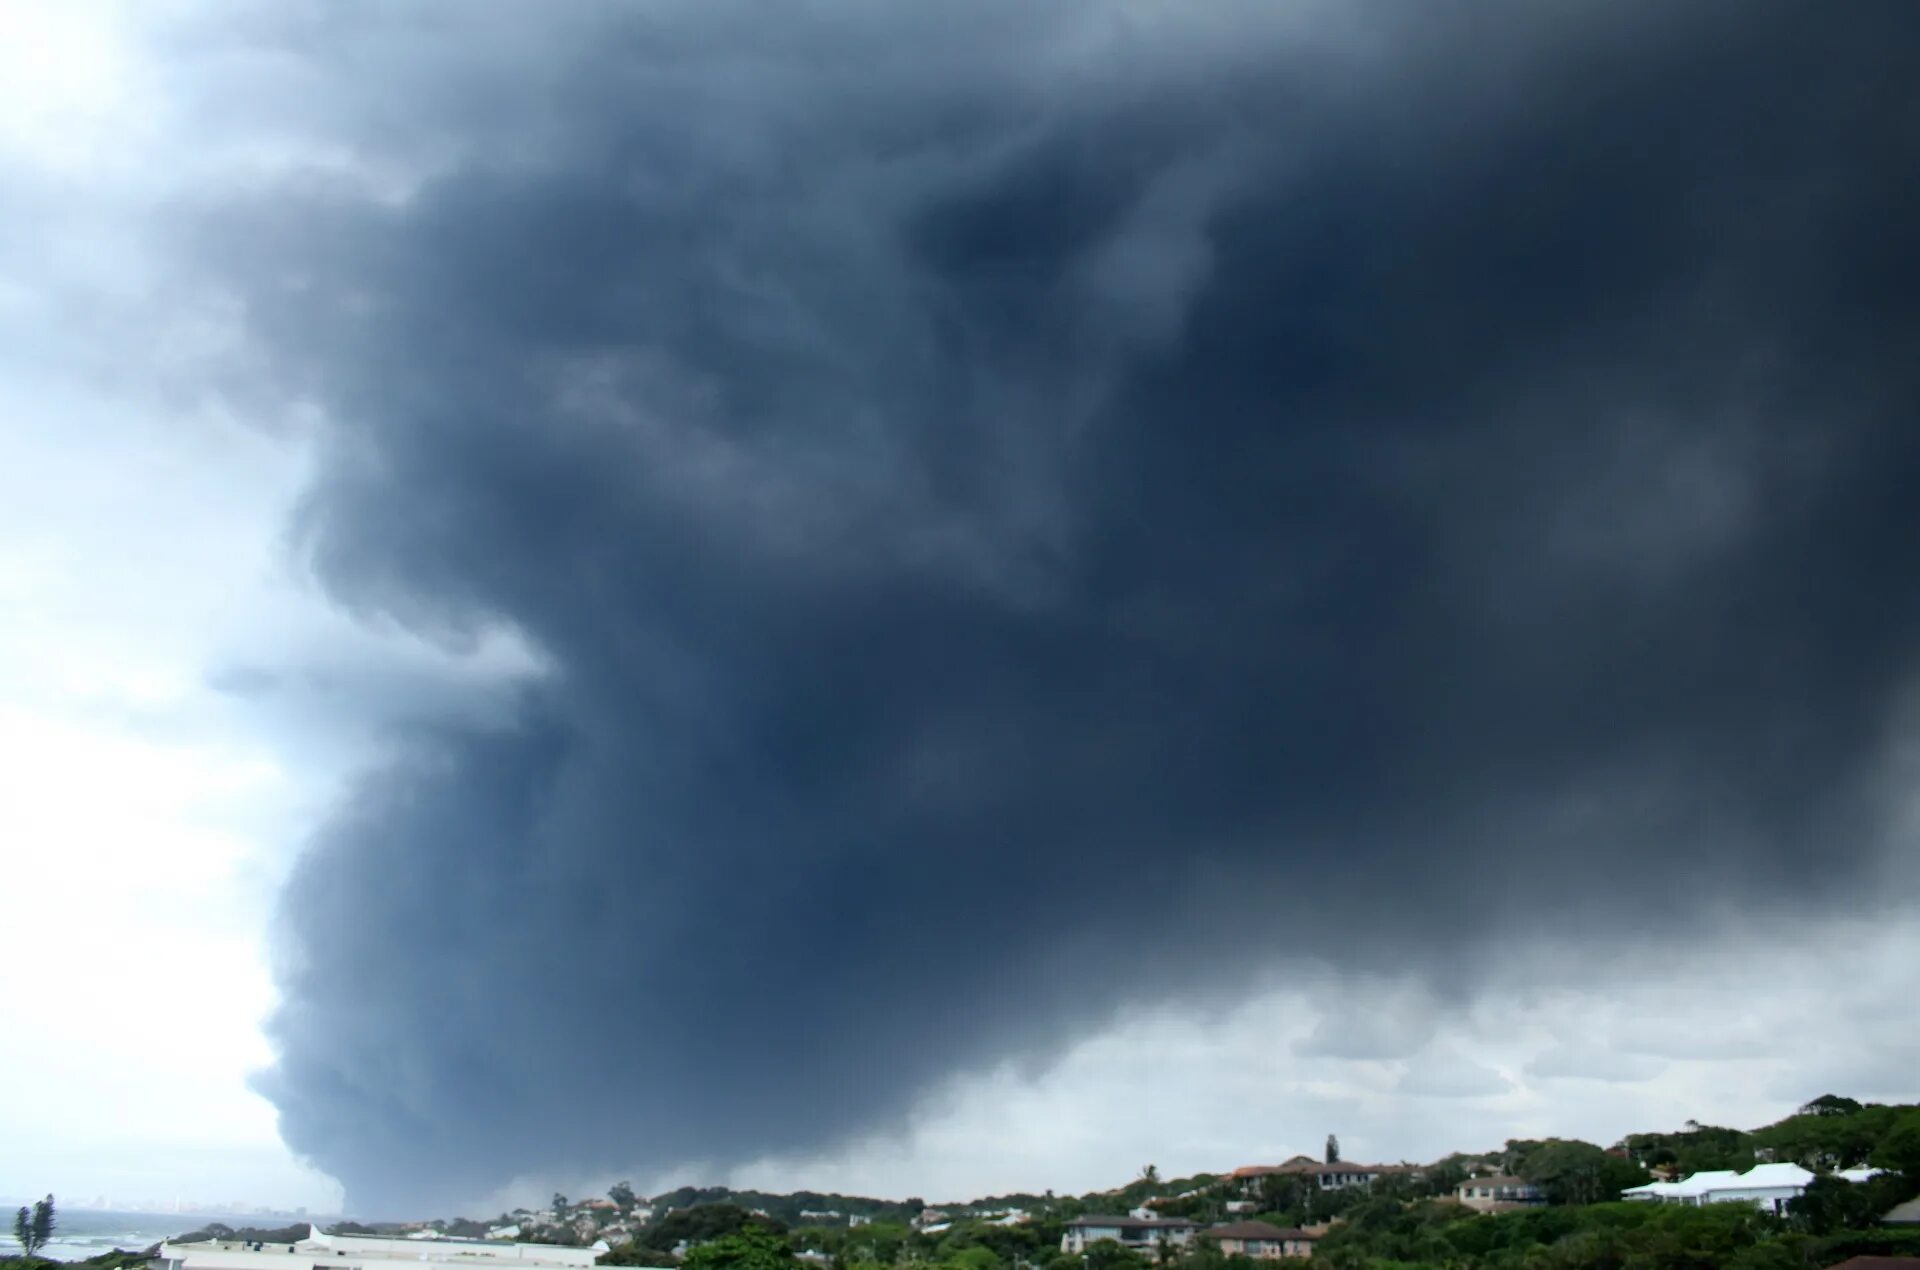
top-left (1060, 1216), bottom-right (1201, 1255)
top-left (1622, 1170), bottom-right (1742, 1205)
top-left (1454, 1176), bottom-right (1544, 1213)
top-left (1204, 1221), bottom-right (1319, 1260)
top-left (1710, 1163), bottom-right (1819, 1212)
top-left (156, 1225), bottom-right (609, 1270)
top-left (1881, 1196), bottom-right (1920, 1225)
top-left (1231, 1156), bottom-right (1401, 1193)
top-left (1622, 1164), bottom-right (1817, 1212)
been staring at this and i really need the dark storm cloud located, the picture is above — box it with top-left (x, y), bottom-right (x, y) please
top-left (183, 0), bottom-right (1920, 1211)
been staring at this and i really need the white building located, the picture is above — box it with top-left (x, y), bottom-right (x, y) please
top-left (1622, 1164), bottom-right (1820, 1212)
top-left (157, 1226), bottom-right (609, 1270)
top-left (1060, 1216), bottom-right (1200, 1255)
top-left (1454, 1176), bottom-right (1545, 1212)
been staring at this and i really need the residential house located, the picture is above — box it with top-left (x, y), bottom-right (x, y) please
top-left (1060, 1216), bottom-right (1200, 1256)
top-left (1204, 1221), bottom-right (1319, 1260)
top-left (1454, 1177), bottom-right (1544, 1213)
top-left (1623, 1164), bottom-right (1820, 1211)
top-left (1232, 1156), bottom-right (1402, 1194)
top-left (1884, 1196), bottom-right (1920, 1226)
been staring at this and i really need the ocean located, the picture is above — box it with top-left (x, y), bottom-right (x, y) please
top-left (0, 1209), bottom-right (292, 1263)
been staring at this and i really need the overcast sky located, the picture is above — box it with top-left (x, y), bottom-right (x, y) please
top-left (2, 0), bottom-right (1917, 1219)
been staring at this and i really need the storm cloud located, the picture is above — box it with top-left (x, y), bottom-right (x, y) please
top-left (165, 1), bottom-right (1920, 1212)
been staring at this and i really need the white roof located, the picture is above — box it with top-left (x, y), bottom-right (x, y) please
top-left (1630, 1164), bottom-right (1817, 1201)
top-left (1730, 1163), bottom-right (1814, 1189)
top-left (1668, 1170), bottom-right (1741, 1197)
top-left (1837, 1167), bottom-right (1884, 1184)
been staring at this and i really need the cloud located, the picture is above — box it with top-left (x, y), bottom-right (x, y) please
top-left (1294, 987), bottom-right (1439, 1061)
top-left (84, 0), bottom-right (1920, 1212)
top-left (1525, 1045), bottom-right (1667, 1085)
top-left (1397, 1049), bottom-right (1514, 1100)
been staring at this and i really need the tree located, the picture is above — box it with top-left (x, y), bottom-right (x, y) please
top-left (680, 1227), bottom-right (795, 1270)
top-left (1080, 1241), bottom-right (1144, 1270)
top-left (943, 1248), bottom-right (998, 1270)
top-left (1871, 1113), bottom-right (1920, 1178)
top-left (1140, 1165), bottom-right (1160, 1185)
top-left (553, 1194), bottom-right (571, 1217)
top-left (15, 1195), bottom-right (55, 1258)
top-left (643, 1204), bottom-right (787, 1252)
top-left (1519, 1140), bottom-right (1646, 1206)
top-left (611, 1182), bottom-right (638, 1216)
top-left (1800, 1094), bottom-right (1864, 1118)
top-left (1787, 1175), bottom-right (1881, 1235)
top-left (1325, 1135), bottom-right (1340, 1165)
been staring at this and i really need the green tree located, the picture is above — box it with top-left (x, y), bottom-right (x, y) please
top-left (1788, 1175), bottom-right (1883, 1235)
top-left (554, 1194), bottom-right (571, 1217)
top-left (1519, 1141), bottom-right (1647, 1206)
top-left (1872, 1113), bottom-right (1920, 1178)
top-left (1140, 1165), bottom-right (1160, 1186)
top-left (942, 1248), bottom-right (998, 1270)
top-left (13, 1195), bottom-right (56, 1258)
top-left (1325, 1135), bottom-right (1339, 1165)
top-left (1801, 1094), bottom-right (1865, 1118)
top-left (611, 1182), bottom-right (639, 1216)
top-left (1080, 1241), bottom-right (1145, 1270)
top-left (680, 1227), bottom-right (796, 1270)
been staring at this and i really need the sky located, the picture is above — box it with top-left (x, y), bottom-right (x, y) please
top-left (2, 0), bottom-right (1917, 1220)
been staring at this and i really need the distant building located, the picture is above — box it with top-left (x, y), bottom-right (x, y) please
top-left (157, 1226), bottom-right (608, 1270)
top-left (1622, 1164), bottom-right (1818, 1212)
top-left (1231, 1156), bottom-right (1404, 1193)
top-left (1204, 1221), bottom-right (1318, 1260)
top-left (1060, 1216), bottom-right (1201, 1255)
top-left (1455, 1176), bottom-right (1544, 1213)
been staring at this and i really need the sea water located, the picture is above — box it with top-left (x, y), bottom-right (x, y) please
top-left (0, 1209), bottom-right (261, 1262)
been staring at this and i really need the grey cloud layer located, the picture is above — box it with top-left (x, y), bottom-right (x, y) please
top-left (165, 1), bottom-right (1920, 1212)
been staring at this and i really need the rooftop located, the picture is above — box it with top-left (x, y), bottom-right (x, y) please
top-left (1233, 1159), bottom-right (1397, 1177)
